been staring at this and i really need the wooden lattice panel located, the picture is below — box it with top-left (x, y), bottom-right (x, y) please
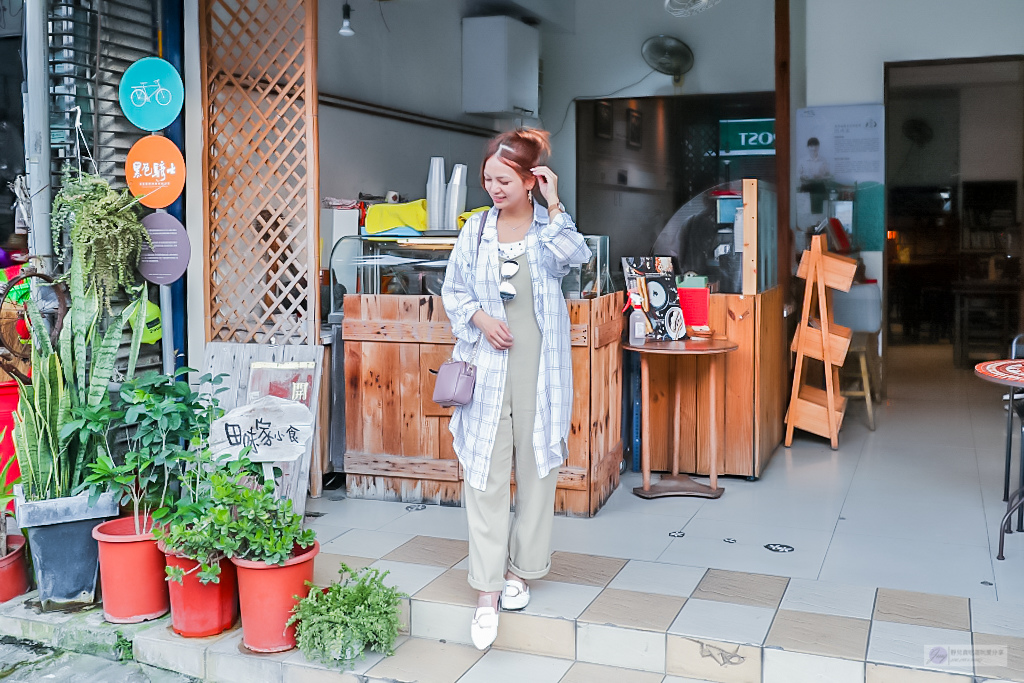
top-left (199, 0), bottom-right (319, 344)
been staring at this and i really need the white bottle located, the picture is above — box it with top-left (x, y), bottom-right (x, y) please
top-left (628, 293), bottom-right (646, 346)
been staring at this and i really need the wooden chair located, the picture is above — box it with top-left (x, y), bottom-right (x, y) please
top-left (833, 284), bottom-right (882, 431)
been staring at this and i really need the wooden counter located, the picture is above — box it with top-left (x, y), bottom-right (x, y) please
top-left (641, 287), bottom-right (787, 478)
top-left (341, 292), bottom-right (625, 517)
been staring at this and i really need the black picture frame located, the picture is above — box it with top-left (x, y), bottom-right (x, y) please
top-left (626, 109), bottom-right (642, 149)
top-left (594, 100), bottom-right (612, 140)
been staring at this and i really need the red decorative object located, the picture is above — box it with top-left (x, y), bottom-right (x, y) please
top-left (0, 535), bottom-right (29, 603)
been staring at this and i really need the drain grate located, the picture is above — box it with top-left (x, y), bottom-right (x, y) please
top-left (764, 544), bottom-right (795, 553)
top-left (406, 504), bottom-right (427, 511)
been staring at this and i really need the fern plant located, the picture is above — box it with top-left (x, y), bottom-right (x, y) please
top-left (51, 167), bottom-right (152, 314)
top-left (287, 565), bottom-right (407, 668)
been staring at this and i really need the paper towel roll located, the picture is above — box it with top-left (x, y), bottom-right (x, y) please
top-left (426, 157), bottom-right (446, 231)
top-left (444, 164), bottom-right (468, 230)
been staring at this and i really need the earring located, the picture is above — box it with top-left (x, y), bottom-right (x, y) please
top-left (529, 189), bottom-right (534, 203)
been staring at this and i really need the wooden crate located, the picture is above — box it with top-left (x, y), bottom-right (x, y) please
top-left (341, 293), bottom-right (625, 517)
top-left (644, 287), bottom-right (787, 478)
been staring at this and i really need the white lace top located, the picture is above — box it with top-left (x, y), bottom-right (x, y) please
top-left (497, 239), bottom-right (527, 260)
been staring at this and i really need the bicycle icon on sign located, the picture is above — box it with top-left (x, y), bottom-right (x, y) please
top-left (130, 80), bottom-right (172, 107)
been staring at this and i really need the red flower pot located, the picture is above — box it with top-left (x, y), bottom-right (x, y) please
top-left (158, 541), bottom-right (238, 638)
top-left (92, 516), bottom-right (169, 623)
top-left (231, 541), bottom-right (319, 653)
top-left (0, 535), bottom-right (30, 603)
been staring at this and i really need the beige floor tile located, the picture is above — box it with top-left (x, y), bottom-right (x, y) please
top-left (873, 588), bottom-right (970, 631)
top-left (546, 551), bottom-right (627, 587)
top-left (666, 634), bottom-right (761, 683)
top-left (133, 622), bottom-right (235, 679)
top-left (579, 588), bottom-right (686, 632)
top-left (764, 609), bottom-right (869, 661)
top-left (577, 622), bottom-right (667, 673)
top-left (365, 637), bottom-right (483, 683)
top-left (865, 663), bottom-right (974, 682)
top-left (763, 649), bottom-right (864, 683)
top-left (691, 569), bottom-right (789, 610)
top-left (205, 630), bottom-right (291, 683)
top-left (974, 631), bottom-right (1024, 682)
top-left (410, 600), bottom-right (474, 645)
top-left (412, 568), bottom-right (477, 607)
top-left (311, 553), bottom-right (373, 587)
top-left (493, 611), bottom-right (575, 659)
top-left (559, 661), bottom-right (665, 683)
top-left (382, 536), bottom-right (469, 568)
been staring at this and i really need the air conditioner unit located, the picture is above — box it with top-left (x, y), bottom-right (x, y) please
top-left (462, 16), bottom-right (539, 117)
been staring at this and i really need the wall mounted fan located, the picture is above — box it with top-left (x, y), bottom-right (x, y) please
top-left (641, 35), bottom-right (695, 85)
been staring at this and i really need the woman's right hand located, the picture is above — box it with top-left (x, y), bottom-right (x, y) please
top-left (471, 310), bottom-right (513, 350)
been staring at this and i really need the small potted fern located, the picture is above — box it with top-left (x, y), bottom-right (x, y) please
top-left (287, 564), bottom-right (406, 669)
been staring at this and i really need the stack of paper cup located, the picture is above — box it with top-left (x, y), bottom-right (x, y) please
top-left (444, 164), bottom-right (468, 230)
top-left (426, 157), bottom-right (446, 231)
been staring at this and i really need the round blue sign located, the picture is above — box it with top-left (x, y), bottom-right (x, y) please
top-left (119, 57), bottom-right (184, 132)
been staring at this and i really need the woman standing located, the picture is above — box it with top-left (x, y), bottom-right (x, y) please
top-left (441, 129), bottom-right (591, 649)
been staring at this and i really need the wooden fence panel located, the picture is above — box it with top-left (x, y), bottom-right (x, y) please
top-left (199, 0), bottom-right (319, 344)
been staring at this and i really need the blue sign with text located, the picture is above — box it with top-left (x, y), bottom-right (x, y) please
top-left (118, 57), bottom-right (184, 132)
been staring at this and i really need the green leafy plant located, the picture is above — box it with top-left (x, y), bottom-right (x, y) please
top-left (51, 167), bottom-right (152, 314)
top-left (13, 346), bottom-right (75, 500)
top-left (75, 369), bottom-right (224, 535)
top-left (203, 471), bottom-right (316, 565)
top-left (154, 452), bottom-right (254, 585)
top-left (287, 564), bottom-right (407, 668)
top-left (14, 168), bottom-right (149, 504)
top-left (0, 438), bottom-right (16, 558)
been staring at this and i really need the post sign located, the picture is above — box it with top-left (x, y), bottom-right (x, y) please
top-left (719, 118), bottom-right (776, 157)
top-left (139, 213), bottom-right (190, 285)
top-left (126, 135), bottom-right (186, 208)
top-left (119, 57), bottom-right (185, 132)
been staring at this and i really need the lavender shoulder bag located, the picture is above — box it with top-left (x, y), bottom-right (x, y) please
top-left (433, 215), bottom-right (485, 408)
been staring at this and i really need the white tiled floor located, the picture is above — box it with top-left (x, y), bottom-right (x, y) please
top-left (308, 344), bottom-right (1024, 604)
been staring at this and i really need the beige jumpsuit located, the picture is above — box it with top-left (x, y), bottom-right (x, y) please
top-left (463, 249), bottom-right (560, 592)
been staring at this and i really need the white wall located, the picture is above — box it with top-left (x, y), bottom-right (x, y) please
top-left (317, 0), bottom-right (499, 209)
top-left (541, 0), bottom-right (776, 214)
top-left (806, 0), bottom-right (1024, 107)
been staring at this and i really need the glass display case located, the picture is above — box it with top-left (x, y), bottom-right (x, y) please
top-left (329, 232), bottom-right (615, 322)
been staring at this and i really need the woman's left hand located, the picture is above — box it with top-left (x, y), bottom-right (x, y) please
top-left (531, 166), bottom-right (559, 208)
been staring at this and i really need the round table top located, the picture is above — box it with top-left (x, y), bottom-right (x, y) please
top-left (625, 339), bottom-right (739, 356)
top-left (975, 359), bottom-right (1024, 388)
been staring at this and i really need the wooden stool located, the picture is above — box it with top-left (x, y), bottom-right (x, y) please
top-left (841, 332), bottom-right (880, 431)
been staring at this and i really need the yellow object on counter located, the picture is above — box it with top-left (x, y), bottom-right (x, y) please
top-left (365, 199), bottom-right (427, 234)
top-left (458, 206), bottom-right (490, 229)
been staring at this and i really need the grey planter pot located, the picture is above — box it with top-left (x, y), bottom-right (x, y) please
top-left (14, 485), bottom-right (118, 610)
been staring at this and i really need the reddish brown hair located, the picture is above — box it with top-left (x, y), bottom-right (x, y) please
top-left (480, 128), bottom-right (552, 187)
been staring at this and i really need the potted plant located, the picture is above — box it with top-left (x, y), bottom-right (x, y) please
top-left (154, 448), bottom-right (241, 637)
top-left (207, 470), bottom-right (318, 653)
top-left (13, 168), bottom-right (149, 610)
top-left (0, 450), bottom-right (30, 603)
top-left (287, 564), bottom-right (406, 669)
top-left (150, 374), bottom-right (242, 638)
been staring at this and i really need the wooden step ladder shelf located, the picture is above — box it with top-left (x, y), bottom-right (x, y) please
top-left (785, 235), bottom-right (856, 449)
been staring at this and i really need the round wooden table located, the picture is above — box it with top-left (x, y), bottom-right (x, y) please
top-left (975, 359), bottom-right (1024, 558)
top-left (626, 339), bottom-right (739, 499)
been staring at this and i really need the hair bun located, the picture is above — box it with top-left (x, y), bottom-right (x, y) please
top-left (515, 128), bottom-right (551, 160)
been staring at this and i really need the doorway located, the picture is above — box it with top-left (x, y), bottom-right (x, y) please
top-left (884, 57), bottom-right (1024, 368)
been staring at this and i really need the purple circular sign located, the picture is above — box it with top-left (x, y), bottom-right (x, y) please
top-left (139, 213), bottom-right (190, 285)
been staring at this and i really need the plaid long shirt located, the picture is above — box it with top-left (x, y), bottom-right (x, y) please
top-left (441, 203), bottom-right (592, 492)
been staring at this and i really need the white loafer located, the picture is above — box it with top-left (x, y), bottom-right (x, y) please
top-left (501, 578), bottom-right (530, 611)
top-left (471, 605), bottom-right (499, 650)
